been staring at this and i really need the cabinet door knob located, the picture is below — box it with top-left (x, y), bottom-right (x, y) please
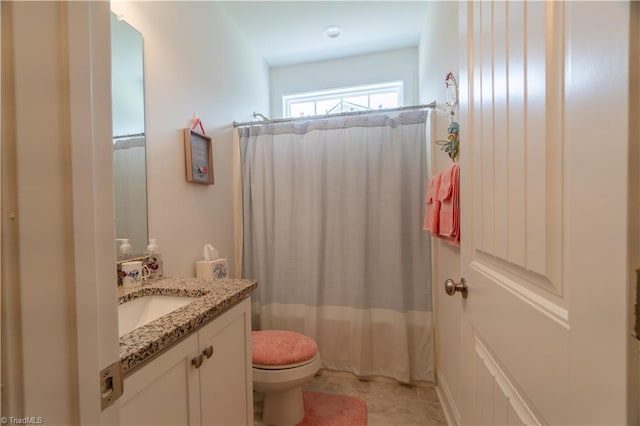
top-left (202, 345), bottom-right (214, 359)
top-left (191, 354), bottom-right (203, 369)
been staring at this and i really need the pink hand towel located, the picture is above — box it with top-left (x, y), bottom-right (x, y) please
top-left (423, 172), bottom-right (442, 233)
top-left (438, 163), bottom-right (460, 245)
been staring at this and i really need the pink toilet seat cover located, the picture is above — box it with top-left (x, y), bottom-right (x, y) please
top-left (252, 330), bottom-right (318, 366)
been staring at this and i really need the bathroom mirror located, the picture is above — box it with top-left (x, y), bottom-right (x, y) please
top-left (111, 13), bottom-right (149, 257)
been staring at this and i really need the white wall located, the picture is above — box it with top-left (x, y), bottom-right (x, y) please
top-left (110, 2), bottom-right (270, 277)
top-left (417, 2), bottom-right (464, 424)
top-left (270, 47), bottom-right (418, 118)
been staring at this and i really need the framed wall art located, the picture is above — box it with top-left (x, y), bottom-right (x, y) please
top-left (183, 128), bottom-right (214, 185)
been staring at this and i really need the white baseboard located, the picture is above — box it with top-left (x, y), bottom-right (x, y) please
top-left (435, 370), bottom-right (461, 426)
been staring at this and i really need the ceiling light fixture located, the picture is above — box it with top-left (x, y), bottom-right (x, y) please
top-left (323, 25), bottom-right (343, 39)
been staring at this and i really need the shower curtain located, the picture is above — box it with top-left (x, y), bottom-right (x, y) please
top-left (235, 110), bottom-right (434, 383)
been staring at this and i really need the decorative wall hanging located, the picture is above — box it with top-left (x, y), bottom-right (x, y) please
top-left (440, 121), bottom-right (460, 161)
top-left (435, 72), bottom-right (460, 162)
top-left (192, 112), bottom-right (206, 135)
top-left (444, 72), bottom-right (458, 113)
top-left (184, 128), bottom-right (214, 185)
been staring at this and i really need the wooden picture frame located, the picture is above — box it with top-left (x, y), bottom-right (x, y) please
top-left (183, 128), bottom-right (214, 185)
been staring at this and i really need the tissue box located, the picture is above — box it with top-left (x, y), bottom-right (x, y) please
top-left (196, 258), bottom-right (229, 279)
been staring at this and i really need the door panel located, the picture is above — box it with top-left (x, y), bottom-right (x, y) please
top-left (475, 337), bottom-right (539, 425)
top-left (466, 2), bottom-right (570, 420)
top-left (120, 334), bottom-right (201, 426)
top-left (473, 0), bottom-right (564, 297)
top-left (198, 298), bottom-right (252, 426)
top-left (459, 1), bottom-right (630, 424)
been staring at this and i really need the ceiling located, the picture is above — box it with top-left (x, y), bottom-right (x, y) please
top-left (220, 1), bottom-right (430, 67)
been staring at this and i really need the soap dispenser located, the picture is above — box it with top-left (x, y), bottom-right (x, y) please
top-left (118, 238), bottom-right (131, 259)
top-left (143, 238), bottom-right (163, 280)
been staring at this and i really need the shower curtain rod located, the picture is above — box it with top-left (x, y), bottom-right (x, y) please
top-left (232, 101), bottom-right (437, 127)
top-left (113, 132), bottom-right (145, 139)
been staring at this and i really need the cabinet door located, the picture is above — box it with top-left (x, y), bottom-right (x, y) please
top-left (198, 298), bottom-right (253, 426)
top-left (120, 334), bottom-right (202, 426)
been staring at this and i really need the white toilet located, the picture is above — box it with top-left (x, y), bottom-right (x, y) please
top-left (252, 330), bottom-right (321, 426)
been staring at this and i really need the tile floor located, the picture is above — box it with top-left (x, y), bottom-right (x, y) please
top-left (255, 369), bottom-right (448, 426)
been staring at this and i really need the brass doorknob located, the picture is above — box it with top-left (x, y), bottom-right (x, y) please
top-left (444, 278), bottom-right (468, 298)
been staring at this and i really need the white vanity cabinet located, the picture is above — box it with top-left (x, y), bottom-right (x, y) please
top-left (119, 298), bottom-right (253, 426)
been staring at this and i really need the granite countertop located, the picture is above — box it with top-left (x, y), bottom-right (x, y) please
top-left (118, 277), bottom-right (257, 376)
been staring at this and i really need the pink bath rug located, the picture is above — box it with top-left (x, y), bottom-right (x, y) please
top-left (298, 391), bottom-right (367, 426)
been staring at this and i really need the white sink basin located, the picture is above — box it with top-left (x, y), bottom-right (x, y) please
top-left (119, 295), bottom-right (198, 337)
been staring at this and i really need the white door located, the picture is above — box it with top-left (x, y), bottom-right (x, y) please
top-left (68, 1), bottom-right (123, 423)
top-left (457, 1), bottom-right (630, 424)
top-left (2, 1), bottom-right (120, 424)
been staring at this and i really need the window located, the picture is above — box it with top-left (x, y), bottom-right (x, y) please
top-left (283, 81), bottom-right (403, 118)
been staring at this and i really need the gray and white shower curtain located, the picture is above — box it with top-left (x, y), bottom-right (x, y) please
top-left (234, 110), bottom-right (434, 383)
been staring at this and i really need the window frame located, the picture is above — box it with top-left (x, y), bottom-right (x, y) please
top-left (282, 81), bottom-right (404, 118)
